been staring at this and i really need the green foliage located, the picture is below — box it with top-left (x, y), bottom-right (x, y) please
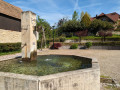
top-left (85, 42), bottom-right (92, 48)
top-left (59, 20), bottom-right (82, 33)
top-left (0, 43), bottom-right (21, 53)
top-left (90, 19), bottom-right (114, 35)
top-left (115, 25), bottom-right (120, 31)
top-left (70, 44), bottom-right (78, 49)
top-left (57, 17), bottom-right (68, 28)
top-left (60, 37), bottom-right (66, 42)
top-left (66, 35), bottom-right (120, 41)
top-left (80, 11), bottom-right (84, 21)
top-left (37, 16), bottom-right (52, 39)
top-left (81, 12), bottom-right (91, 29)
top-left (0, 51), bottom-right (20, 56)
top-left (63, 41), bottom-right (120, 46)
top-left (72, 11), bottom-right (79, 21)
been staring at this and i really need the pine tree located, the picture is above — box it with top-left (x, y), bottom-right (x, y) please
top-left (72, 11), bottom-right (79, 21)
top-left (80, 11), bottom-right (84, 21)
top-left (81, 12), bottom-right (91, 29)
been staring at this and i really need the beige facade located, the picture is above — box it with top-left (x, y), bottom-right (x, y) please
top-left (0, 29), bottom-right (21, 43)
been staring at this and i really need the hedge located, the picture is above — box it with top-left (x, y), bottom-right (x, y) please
top-left (66, 36), bottom-right (120, 41)
top-left (63, 41), bottom-right (120, 46)
top-left (0, 43), bottom-right (21, 53)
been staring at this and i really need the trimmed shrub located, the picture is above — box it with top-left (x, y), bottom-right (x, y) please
top-left (85, 42), bottom-right (92, 48)
top-left (63, 41), bottom-right (120, 46)
top-left (0, 43), bottom-right (21, 53)
top-left (50, 43), bottom-right (62, 49)
top-left (60, 37), bottom-right (66, 42)
top-left (70, 44), bottom-right (78, 49)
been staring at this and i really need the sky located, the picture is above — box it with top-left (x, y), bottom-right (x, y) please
top-left (4, 0), bottom-right (120, 26)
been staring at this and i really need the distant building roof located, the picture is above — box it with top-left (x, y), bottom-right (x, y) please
top-left (0, 0), bottom-right (22, 19)
top-left (91, 12), bottom-right (120, 22)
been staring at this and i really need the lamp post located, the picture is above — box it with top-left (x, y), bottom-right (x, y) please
top-left (52, 25), bottom-right (55, 49)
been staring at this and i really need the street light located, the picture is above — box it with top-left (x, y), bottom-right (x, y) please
top-left (52, 25), bottom-right (55, 49)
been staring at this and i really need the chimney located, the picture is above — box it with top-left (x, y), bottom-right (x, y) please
top-left (96, 14), bottom-right (98, 18)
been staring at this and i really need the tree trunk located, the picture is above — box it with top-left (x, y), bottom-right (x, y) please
top-left (41, 36), bottom-right (43, 51)
top-left (79, 36), bottom-right (82, 43)
top-left (104, 36), bottom-right (106, 42)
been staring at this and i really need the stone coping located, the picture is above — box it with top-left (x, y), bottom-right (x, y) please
top-left (0, 54), bottom-right (100, 81)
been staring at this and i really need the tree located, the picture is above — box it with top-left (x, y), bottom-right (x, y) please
top-left (75, 30), bottom-right (88, 43)
top-left (80, 11), bottom-right (84, 21)
top-left (60, 20), bottom-right (82, 33)
top-left (90, 19), bottom-right (113, 35)
top-left (57, 17), bottom-right (68, 28)
top-left (37, 16), bottom-right (51, 38)
top-left (81, 12), bottom-right (91, 29)
top-left (72, 11), bottom-right (79, 21)
top-left (98, 30), bottom-right (112, 42)
top-left (36, 16), bottom-right (51, 50)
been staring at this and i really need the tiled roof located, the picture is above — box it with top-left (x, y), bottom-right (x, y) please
top-left (90, 17), bottom-right (96, 21)
top-left (105, 12), bottom-right (120, 22)
top-left (0, 0), bottom-right (22, 19)
top-left (91, 12), bottom-right (120, 22)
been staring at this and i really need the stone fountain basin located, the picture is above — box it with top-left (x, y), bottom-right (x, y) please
top-left (0, 54), bottom-right (100, 90)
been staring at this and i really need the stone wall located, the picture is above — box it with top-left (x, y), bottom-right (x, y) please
top-left (0, 29), bottom-right (21, 43)
top-left (59, 45), bottom-right (120, 50)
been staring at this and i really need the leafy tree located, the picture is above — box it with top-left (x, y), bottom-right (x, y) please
top-left (36, 16), bottom-right (51, 39)
top-left (72, 11), bottom-right (79, 21)
top-left (36, 16), bottom-right (51, 49)
top-left (60, 20), bottom-right (82, 33)
top-left (81, 12), bottom-right (91, 29)
top-left (90, 19), bottom-right (113, 35)
top-left (98, 30), bottom-right (112, 42)
top-left (75, 30), bottom-right (88, 43)
top-left (57, 17), bottom-right (68, 28)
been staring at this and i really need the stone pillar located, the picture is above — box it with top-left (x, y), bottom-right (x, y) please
top-left (21, 11), bottom-right (37, 61)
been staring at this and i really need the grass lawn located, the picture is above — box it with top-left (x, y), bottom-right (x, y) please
top-left (0, 51), bottom-right (20, 56)
top-left (66, 35), bottom-right (120, 40)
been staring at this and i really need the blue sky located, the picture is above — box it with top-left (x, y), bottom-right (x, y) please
top-left (4, 0), bottom-right (120, 26)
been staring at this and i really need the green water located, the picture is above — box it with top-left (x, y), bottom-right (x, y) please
top-left (0, 55), bottom-right (91, 76)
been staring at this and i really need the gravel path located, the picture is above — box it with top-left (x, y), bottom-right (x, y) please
top-left (0, 53), bottom-right (21, 61)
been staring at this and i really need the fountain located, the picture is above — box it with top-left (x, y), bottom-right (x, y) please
top-left (21, 11), bottom-right (37, 61)
top-left (0, 11), bottom-right (100, 90)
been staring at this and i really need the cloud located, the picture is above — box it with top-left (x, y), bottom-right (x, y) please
top-left (7, 0), bottom-right (120, 25)
top-left (10, 0), bottom-right (72, 26)
top-left (80, 3), bottom-right (102, 9)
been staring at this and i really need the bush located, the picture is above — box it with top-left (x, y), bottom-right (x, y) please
top-left (0, 43), bottom-right (21, 53)
top-left (70, 44), bottom-right (78, 49)
top-left (60, 37), bottom-right (66, 42)
top-left (85, 42), bottom-right (92, 48)
top-left (37, 38), bottom-right (60, 49)
top-left (50, 43), bottom-right (62, 49)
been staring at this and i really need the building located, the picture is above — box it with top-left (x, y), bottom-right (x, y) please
top-left (0, 0), bottom-right (22, 43)
top-left (91, 12), bottom-right (120, 29)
